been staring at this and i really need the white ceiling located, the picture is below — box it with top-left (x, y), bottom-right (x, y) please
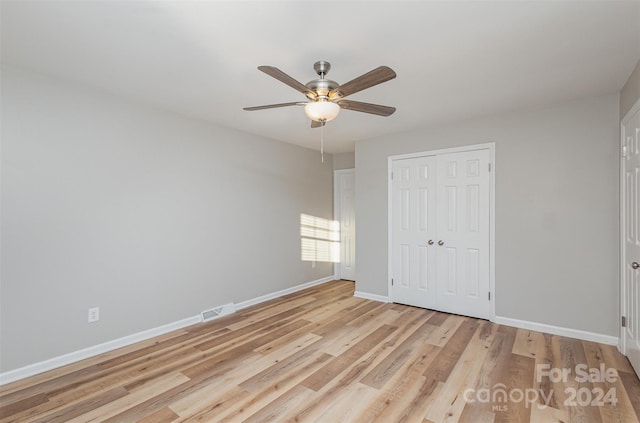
top-left (2, 1), bottom-right (639, 153)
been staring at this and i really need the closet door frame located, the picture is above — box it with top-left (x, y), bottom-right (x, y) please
top-left (387, 142), bottom-right (496, 319)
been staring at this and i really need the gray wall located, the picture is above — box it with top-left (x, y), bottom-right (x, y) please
top-left (355, 94), bottom-right (620, 337)
top-left (621, 58), bottom-right (640, 119)
top-left (0, 66), bottom-right (334, 372)
top-left (333, 152), bottom-right (355, 170)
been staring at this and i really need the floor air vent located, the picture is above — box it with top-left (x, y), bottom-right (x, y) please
top-left (201, 303), bottom-right (236, 322)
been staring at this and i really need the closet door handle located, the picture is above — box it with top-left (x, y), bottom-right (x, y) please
top-left (633, 262), bottom-right (640, 270)
top-left (438, 240), bottom-right (444, 246)
top-left (428, 240), bottom-right (434, 245)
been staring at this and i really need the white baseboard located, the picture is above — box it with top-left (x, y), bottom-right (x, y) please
top-left (235, 275), bottom-right (335, 310)
top-left (0, 275), bottom-right (336, 386)
top-left (0, 315), bottom-right (201, 386)
top-left (493, 316), bottom-right (619, 346)
top-left (354, 291), bottom-right (390, 303)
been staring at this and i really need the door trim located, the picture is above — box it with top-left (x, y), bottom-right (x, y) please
top-left (387, 142), bottom-right (496, 319)
top-left (619, 97), bottom-right (640, 354)
top-left (334, 168), bottom-right (355, 280)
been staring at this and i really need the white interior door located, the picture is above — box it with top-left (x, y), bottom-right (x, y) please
top-left (335, 170), bottom-right (356, 281)
top-left (622, 105), bottom-right (640, 376)
top-left (391, 156), bottom-right (437, 309)
top-left (390, 146), bottom-right (492, 320)
top-left (435, 150), bottom-right (491, 319)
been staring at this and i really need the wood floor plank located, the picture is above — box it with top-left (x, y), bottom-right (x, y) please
top-left (373, 377), bottom-right (442, 423)
top-left (65, 372), bottom-right (189, 423)
top-left (426, 321), bottom-right (495, 423)
top-left (173, 332), bottom-right (321, 420)
top-left (1, 280), bottom-right (639, 423)
top-left (620, 369), bottom-right (640, 420)
top-left (173, 386), bottom-right (250, 422)
top-left (215, 352), bottom-right (331, 422)
top-left (180, 318), bottom-right (312, 381)
top-left (233, 296), bottom-right (317, 324)
top-left (96, 332), bottom-right (197, 370)
top-left (426, 311), bottom-right (450, 326)
top-left (424, 313), bottom-right (466, 347)
top-left (301, 324), bottom-right (397, 392)
top-left (313, 382), bottom-right (379, 422)
top-left (347, 302), bottom-right (398, 327)
top-left (457, 323), bottom-right (515, 422)
top-left (0, 329), bottom-right (189, 399)
top-left (0, 365), bottom-right (101, 408)
top-left (14, 327), bottom-right (229, 418)
top-left (533, 332), bottom-right (561, 410)
top-left (423, 318), bottom-right (480, 383)
top-left (286, 344), bottom-right (386, 422)
top-left (193, 306), bottom-right (308, 351)
top-left (355, 343), bottom-right (442, 421)
top-left (554, 336), bottom-right (604, 423)
top-left (99, 371), bottom-right (219, 423)
top-left (309, 299), bottom-right (382, 335)
top-left (361, 318), bottom-right (436, 390)
top-left (240, 346), bottom-right (331, 394)
top-left (30, 387), bottom-right (129, 423)
top-left (512, 328), bottom-right (543, 359)
top-left (529, 405), bottom-right (568, 423)
top-left (0, 392), bottom-right (49, 421)
top-left (493, 353), bottom-right (535, 423)
top-left (319, 309), bottom-right (399, 357)
top-left (136, 406), bottom-right (180, 423)
top-left (243, 384), bottom-right (315, 423)
top-left (583, 340), bottom-right (640, 423)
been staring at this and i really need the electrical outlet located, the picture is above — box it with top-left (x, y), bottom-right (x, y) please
top-left (88, 307), bottom-right (100, 323)
top-left (311, 261), bottom-right (316, 268)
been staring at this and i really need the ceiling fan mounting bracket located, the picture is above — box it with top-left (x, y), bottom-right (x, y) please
top-left (313, 60), bottom-right (331, 77)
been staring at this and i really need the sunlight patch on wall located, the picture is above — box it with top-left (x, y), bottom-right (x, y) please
top-left (300, 214), bottom-right (340, 263)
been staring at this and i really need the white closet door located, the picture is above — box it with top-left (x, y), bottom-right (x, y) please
top-left (336, 170), bottom-right (356, 281)
top-left (391, 156), bottom-right (437, 309)
top-left (435, 150), bottom-right (491, 319)
top-left (622, 106), bottom-right (640, 376)
top-left (390, 147), bottom-right (492, 320)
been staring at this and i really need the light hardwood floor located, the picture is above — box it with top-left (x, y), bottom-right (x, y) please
top-left (1, 280), bottom-right (639, 422)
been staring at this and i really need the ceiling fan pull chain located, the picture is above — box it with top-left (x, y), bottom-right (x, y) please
top-left (320, 121), bottom-right (324, 163)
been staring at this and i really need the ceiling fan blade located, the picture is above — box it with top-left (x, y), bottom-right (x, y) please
top-left (330, 66), bottom-right (396, 99)
top-left (258, 66), bottom-right (317, 99)
top-left (337, 100), bottom-right (396, 116)
top-left (310, 120), bottom-right (325, 128)
top-left (243, 102), bottom-right (306, 111)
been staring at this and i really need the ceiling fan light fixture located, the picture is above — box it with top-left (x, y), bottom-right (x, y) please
top-left (304, 100), bottom-right (340, 122)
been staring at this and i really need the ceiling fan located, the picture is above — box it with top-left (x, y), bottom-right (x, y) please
top-left (244, 61), bottom-right (397, 127)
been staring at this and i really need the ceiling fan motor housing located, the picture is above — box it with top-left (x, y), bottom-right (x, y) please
top-left (305, 78), bottom-right (339, 100)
